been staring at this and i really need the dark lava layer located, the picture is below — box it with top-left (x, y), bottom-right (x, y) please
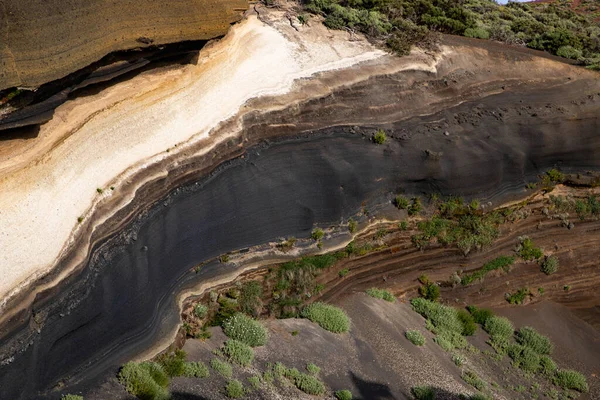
top-left (0, 0), bottom-right (247, 91)
top-left (0, 38), bottom-right (599, 398)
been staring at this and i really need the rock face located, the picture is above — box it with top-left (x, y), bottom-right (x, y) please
top-left (0, 0), bottom-right (248, 90)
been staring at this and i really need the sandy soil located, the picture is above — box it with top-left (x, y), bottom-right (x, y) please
top-left (0, 8), bottom-right (390, 308)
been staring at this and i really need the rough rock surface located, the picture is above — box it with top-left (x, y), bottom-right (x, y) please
top-left (0, 0), bottom-right (247, 90)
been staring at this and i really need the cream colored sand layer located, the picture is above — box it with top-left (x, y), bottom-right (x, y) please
top-left (0, 13), bottom-right (388, 306)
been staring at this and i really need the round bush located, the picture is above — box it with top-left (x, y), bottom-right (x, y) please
top-left (222, 313), bottom-right (268, 347)
top-left (540, 256), bottom-right (559, 275)
top-left (515, 326), bottom-right (553, 355)
top-left (411, 386), bottom-right (435, 400)
top-left (118, 362), bottom-right (170, 400)
top-left (294, 373), bottom-right (325, 395)
top-left (225, 379), bottom-right (245, 398)
top-left (484, 316), bottom-right (514, 340)
top-left (194, 304), bottom-right (208, 319)
top-left (335, 389), bottom-right (353, 400)
top-left (182, 361), bottom-right (209, 378)
top-left (301, 302), bottom-right (350, 333)
top-left (539, 355), bottom-right (557, 377)
top-left (556, 46), bottom-right (582, 60)
top-left (405, 330), bottom-right (426, 346)
top-left (553, 369), bottom-right (589, 393)
top-left (222, 339), bottom-right (254, 366)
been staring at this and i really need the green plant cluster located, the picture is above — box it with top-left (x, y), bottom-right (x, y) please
top-left (301, 302), bottom-right (350, 333)
top-left (411, 385), bottom-right (435, 400)
top-left (516, 237), bottom-right (543, 261)
top-left (505, 288), bottom-right (530, 305)
top-left (225, 379), bottom-right (245, 398)
top-left (266, 362), bottom-right (327, 395)
top-left (410, 298), bottom-right (474, 351)
top-left (461, 256), bottom-right (515, 285)
top-left (118, 362), bottom-right (170, 400)
top-left (373, 129), bottom-right (387, 144)
top-left (335, 389), bottom-right (353, 400)
top-left (553, 369), bottom-right (589, 393)
top-left (466, 305), bottom-right (494, 325)
top-left (222, 313), bottom-right (268, 347)
top-left (540, 255), bottom-right (559, 275)
top-left (405, 330), bottom-right (426, 346)
top-left (61, 395), bottom-right (84, 400)
top-left (222, 339), bottom-right (255, 366)
top-left (417, 275), bottom-right (440, 302)
top-left (549, 194), bottom-right (600, 220)
top-left (461, 370), bottom-right (486, 391)
top-left (483, 315), bottom-right (514, 353)
top-left (305, 0), bottom-right (600, 71)
top-left (366, 287), bottom-right (396, 302)
top-left (394, 194), bottom-right (423, 215)
top-left (211, 358), bottom-right (233, 378)
top-left (182, 361), bottom-right (209, 378)
top-left (412, 198), bottom-right (501, 255)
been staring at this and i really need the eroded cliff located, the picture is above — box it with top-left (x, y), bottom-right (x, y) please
top-left (0, 0), bottom-right (247, 90)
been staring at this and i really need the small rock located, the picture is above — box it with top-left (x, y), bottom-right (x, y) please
top-left (142, 246), bottom-right (148, 251)
top-left (444, 131), bottom-right (450, 136)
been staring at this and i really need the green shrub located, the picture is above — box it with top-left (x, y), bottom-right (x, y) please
top-left (539, 355), bottom-right (557, 377)
top-left (156, 349), bottom-right (186, 377)
top-left (239, 281), bottom-right (263, 317)
top-left (211, 358), bottom-right (233, 378)
top-left (411, 386), bottom-right (435, 400)
top-left (248, 375), bottom-right (261, 389)
top-left (366, 288), bottom-right (395, 302)
top-left (461, 256), bottom-right (515, 285)
top-left (452, 353), bottom-right (466, 367)
top-left (435, 329), bottom-right (467, 351)
top-left (118, 362), bottom-right (170, 400)
top-left (339, 268), bottom-right (350, 277)
top-left (290, 372), bottom-right (323, 394)
top-left (395, 195), bottom-right (410, 209)
top-left (465, 27), bottom-right (490, 39)
top-left (419, 282), bottom-right (440, 302)
top-left (194, 304), bottom-right (208, 319)
top-left (306, 363), bottom-right (320, 375)
top-left (516, 326), bottom-right (553, 355)
top-left (182, 361), bottom-right (209, 378)
top-left (222, 313), bottom-right (268, 347)
top-left (311, 228), bottom-right (324, 241)
top-left (517, 237), bottom-right (543, 260)
top-left (348, 218), bottom-right (358, 233)
top-left (507, 344), bottom-right (540, 373)
top-left (408, 198), bottom-right (423, 216)
top-left (467, 305), bottom-right (494, 325)
top-left (222, 339), bottom-right (254, 366)
top-left (462, 370), bottom-right (486, 391)
top-left (457, 309), bottom-right (477, 336)
top-left (556, 45), bottom-right (582, 59)
top-left (540, 256), bottom-right (559, 275)
top-left (61, 396), bottom-right (83, 400)
top-left (301, 302), bottom-right (350, 333)
top-left (335, 389), bottom-right (353, 400)
top-left (405, 330), bottom-right (426, 346)
top-left (373, 129), bottom-right (387, 144)
top-left (553, 370), bottom-right (589, 393)
top-left (484, 316), bottom-right (514, 344)
top-left (225, 380), bottom-right (245, 398)
top-left (410, 298), bottom-right (463, 334)
top-left (506, 288), bottom-right (530, 305)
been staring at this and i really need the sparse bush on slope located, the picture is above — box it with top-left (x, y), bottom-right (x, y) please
top-left (301, 302), bottom-right (350, 333)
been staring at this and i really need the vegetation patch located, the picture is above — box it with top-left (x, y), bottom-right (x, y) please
top-left (483, 316), bottom-right (514, 353)
top-left (516, 237), bottom-right (543, 261)
top-left (211, 358), bottom-right (233, 378)
top-left (540, 256), bottom-right (559, 275)
top-left (301, 302), bottom-right (350, 333)
top-left (373, 129), bottom-right (387, 144)
top-left (182, 361), bottom-right (209, 378)
top-left (366, 287), bottom-right (395, 302)
top-left (553, 369), bottom-right (589, 393)
top-left (306, 363), bottom-right (321, 375)
top-left (411, 386), bottom-right (435, 400)
top-left (467, 305), bottom-right (494, 325)
top-left (507, 344), bottom-right (541, 373)
top-left (405, 330), bottom-right (426, 346)
top-left (335, 389), bottom-right (353, 400)
top-left (225, 379), bottom-right (245, 398)
top-left (222, 339), bottom-right (254, 367)
top-left (118, 361), bottom-right (170, 400)
top-left (461, 256), bottom-right (515, 285)
top-left (462, 370), bottom-right (486, 391)
top-left (515, 326), bottom-right (554, 355)
top-left (61, 396), bottom-right (83, 400)
top-left (222, 313), bottom-right (268, 347)
top-left (505, 288), bottom-right (530, 305)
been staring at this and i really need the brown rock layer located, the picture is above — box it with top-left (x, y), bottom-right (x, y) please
top-left (0, 0), bottom-right (248, 90)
